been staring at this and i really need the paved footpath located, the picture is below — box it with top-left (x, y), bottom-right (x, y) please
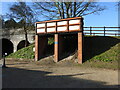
top-left (2, 59), bottom-right (119, 88)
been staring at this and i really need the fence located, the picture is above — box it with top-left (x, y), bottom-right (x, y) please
top-left (83, 27), bottom-right (120, 36)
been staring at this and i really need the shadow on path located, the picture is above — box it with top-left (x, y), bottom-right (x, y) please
top-left (2, 67), bottom-right (119, 88)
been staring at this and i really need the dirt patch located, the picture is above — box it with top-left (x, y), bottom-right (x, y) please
top-left (2, 58), bottom-right (119, 88)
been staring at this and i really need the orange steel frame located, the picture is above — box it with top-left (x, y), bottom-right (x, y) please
top-left (35, 17), bottom-right (83, 64)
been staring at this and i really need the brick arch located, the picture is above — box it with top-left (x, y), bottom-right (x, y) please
top-left (17, 40), bottom-right (30, 51)
top-left (2, 38), bottom-right (14, 56)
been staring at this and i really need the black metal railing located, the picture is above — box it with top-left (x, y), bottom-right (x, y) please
top-left (83, 27), bottom-right (120, 36)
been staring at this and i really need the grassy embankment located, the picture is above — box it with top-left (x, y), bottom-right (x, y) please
top-left (7, 36), bottom-right (120, 69)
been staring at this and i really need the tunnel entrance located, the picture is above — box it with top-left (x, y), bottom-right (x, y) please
top-left (17, 40), bottom-right (30, 51)
top-left (35, 34), bottom-right (78, 61)
top-left (34, 35), bottom-right (54, 59)
top-left (2, 38), bottom-right (14, 56)
top-left (60, 34), bottom-right (78, 60)
top-left (46, 35), bottom-right (54, 57)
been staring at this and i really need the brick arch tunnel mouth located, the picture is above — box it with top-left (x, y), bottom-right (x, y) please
top-left (17, 40), bottom-right (30, 51)
top-left (2, 38), bottom-right (14, 56)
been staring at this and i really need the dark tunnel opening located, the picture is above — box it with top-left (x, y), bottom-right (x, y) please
top-left (59, 33), bottom-right (78, 60)
top-left (17, 40), bottom-right (30, 51)
top-left (2, 38), bottom-right (14, 56)
top-left (38, 35), bottom-right (55, 59)
top-left (37, 34), bottom-right (78, 60)
top-left (46, 35), bottom-right (54, 56)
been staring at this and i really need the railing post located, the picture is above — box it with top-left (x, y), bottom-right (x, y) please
top-left (90, 26), bottom-right (92, 35)
top-left (104, 26), bottom-right (106, 36)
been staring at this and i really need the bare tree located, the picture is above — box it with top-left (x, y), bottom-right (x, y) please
top-left (33, 0), bottom-right (105, 19)
top-left (0, 15), bottom-right (5, 29)
top-left (10, 2), bottom-right (35, 47)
